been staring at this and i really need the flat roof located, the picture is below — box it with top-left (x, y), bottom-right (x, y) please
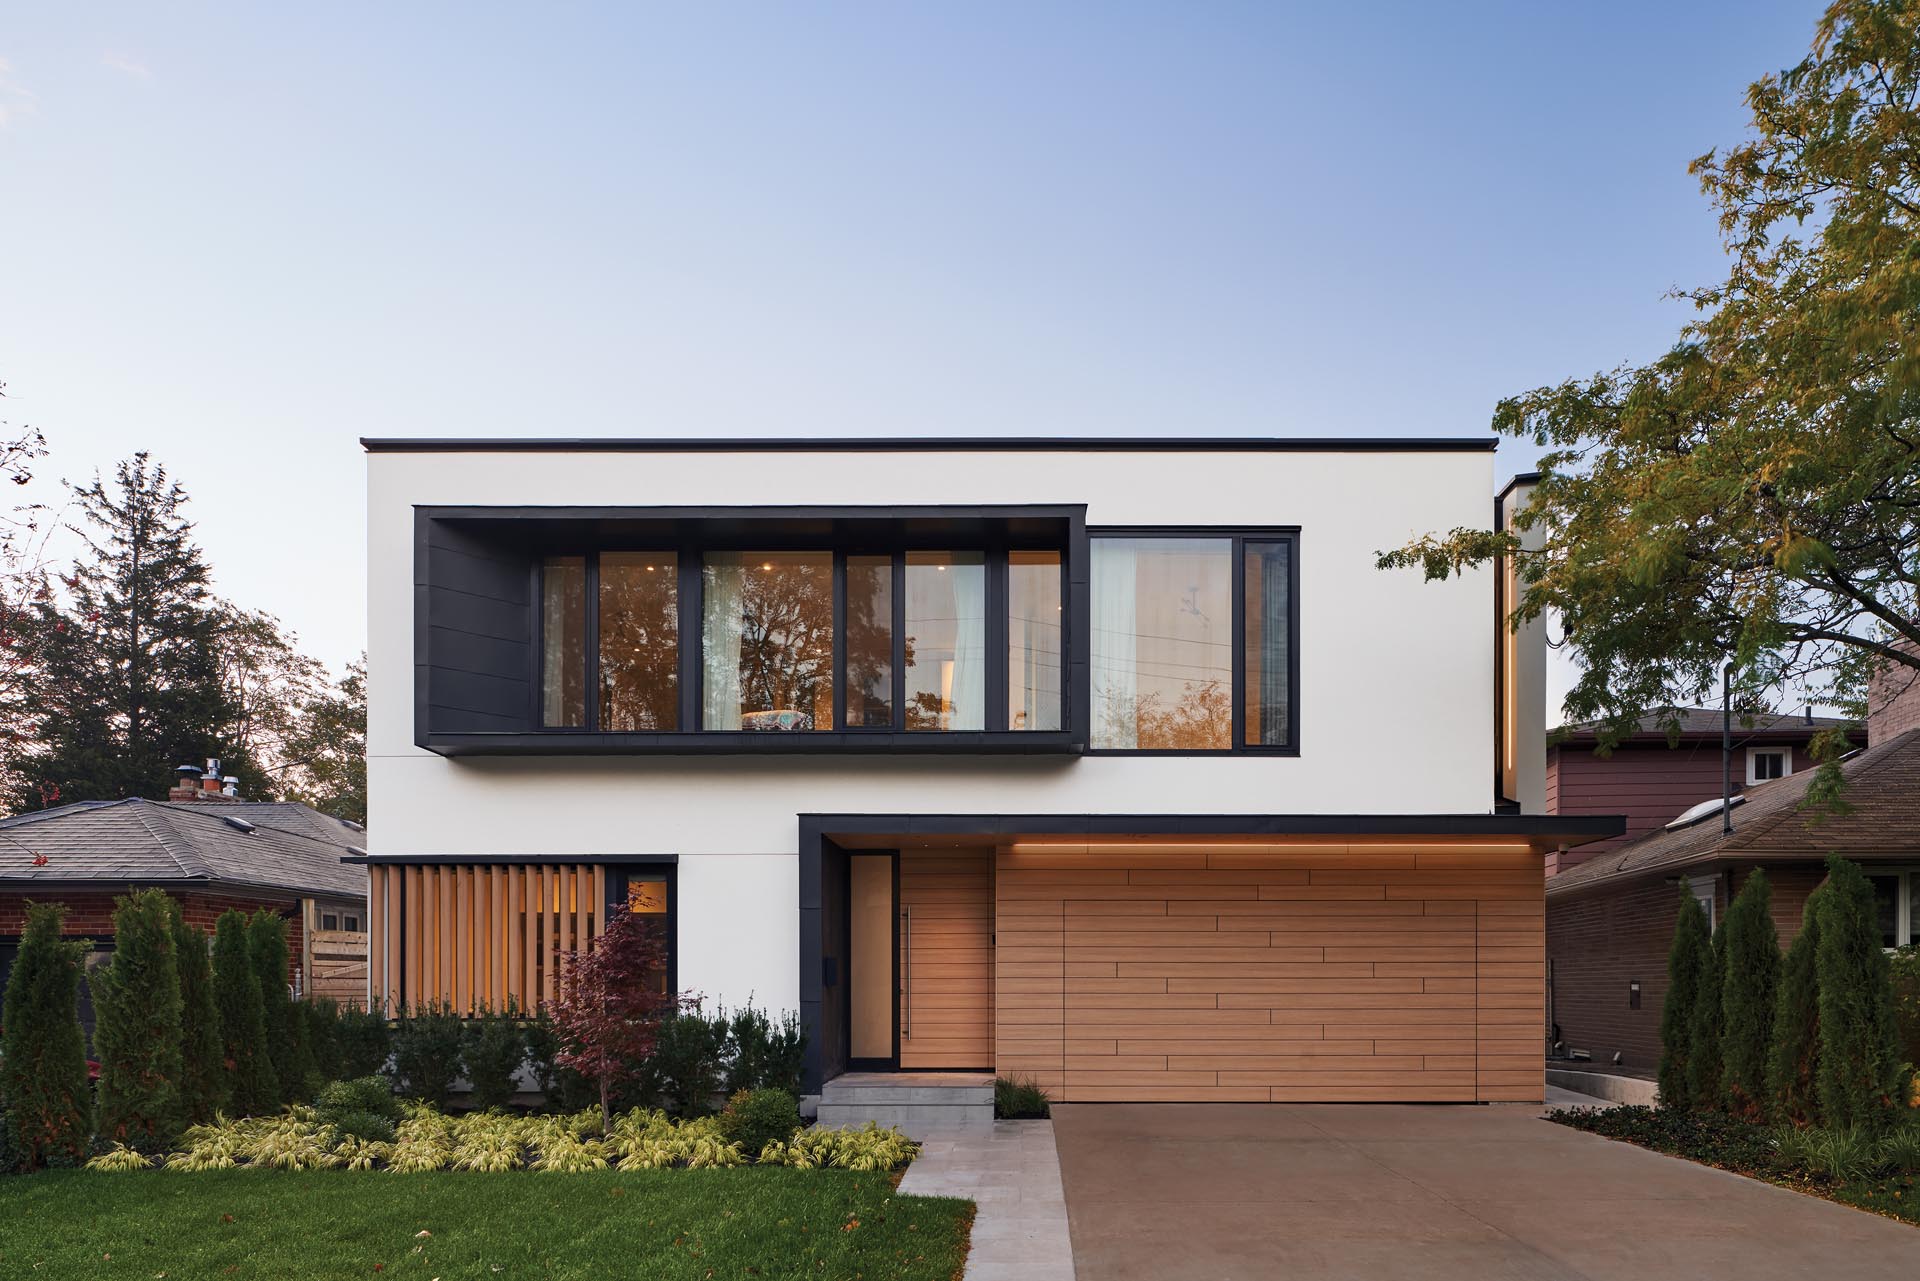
top-left (362, 436), bottom-right (1497, 454)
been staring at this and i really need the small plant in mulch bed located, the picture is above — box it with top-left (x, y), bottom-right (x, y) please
top-left (994, 1075), bottom-right (1051, 1119)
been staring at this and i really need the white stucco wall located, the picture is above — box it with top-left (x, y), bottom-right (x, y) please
top-left (365, 444), bottom-right (1498, 1014)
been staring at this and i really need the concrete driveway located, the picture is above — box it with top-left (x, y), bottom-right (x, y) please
top-left (1052, 1102), bottom-right (1917, 1280)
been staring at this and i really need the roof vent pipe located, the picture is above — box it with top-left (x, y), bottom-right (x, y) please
top-left (221, 776), bottom-right (239, 798)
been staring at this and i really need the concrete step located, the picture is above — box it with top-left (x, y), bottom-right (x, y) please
top-left (816, 1102), bottom-right (994, 1135)
top-left (821, 1083), bottom-right (994, 1106)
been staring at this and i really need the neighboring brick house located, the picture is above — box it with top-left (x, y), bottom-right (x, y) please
top-left (1544, 725), bottom-right (1920, 1076)
top-left (0, 765), bottom-right (368, 1031)
top-left (1545, 708), bottom-right (1854, 868)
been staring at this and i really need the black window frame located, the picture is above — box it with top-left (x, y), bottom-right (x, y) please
top-left (1082, 526), bottom-right (1301, 757)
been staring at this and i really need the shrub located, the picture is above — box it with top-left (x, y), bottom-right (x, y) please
top-left (642, 1006), bottom-right (730, 1116)
top-left (390, 1003), bottom-right (466, 1107)
top-left (212, 909), bottom-right (278, 1114)
top-left (316, 1074), bottom-right (400, 1117)
top-left (170, 906), bottom-right (229, 1124)
top-left (1687, 922), bottom-right (1726, 1110)
top-left (995, 1074), bottom-right (1052, 1119)
top-left (723, 1004), bottom-right (806, 1096)
top-left (717, 1087), bottom-right (800, 1157)
top-left (1815, 854), bottom-right (1905, 1131)
top-left (1657, 888), bottom-right (1710, 1108)
top-left (0, 902), bottom-right (92, 1169)
top-left (1888, 946), bottom-right (1920, 1076)
top-left (1719, 870), bottom-right (1779, 1119)
top-left (335, 1001), bottom-right (392, 1079)
top-left (524, 1010), bottom-right (594, 1112)
top-left (246, 911), bottom-right (309, 1102)
top-left (91, 888), bottom-right (186, 1151)
top-left (304, 996), bottom-right (344, 1082)
top-left (1768, 892), bottom-right (1823, 1125)
top-left (463, 1003), bottom-right (529, 1110)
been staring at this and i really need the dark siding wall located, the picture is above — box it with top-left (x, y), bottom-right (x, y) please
top-left (1548, 861), bottom-right (1826, 1079)
top-left (1547, 741), bottom-right (1820, 863)
top-left (417, 518), bottom-right (535, 742)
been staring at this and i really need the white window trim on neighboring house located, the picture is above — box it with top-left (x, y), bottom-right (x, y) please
top-left (1862, 865), bottom-right (1920, 950)
top-left (1687, 873), bottom-right (1719, 931)
top-left (1746, 746), bottom-right (1791, 785)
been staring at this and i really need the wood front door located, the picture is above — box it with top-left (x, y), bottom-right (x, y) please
top-left (899, 848), bottom-right (994, 1069)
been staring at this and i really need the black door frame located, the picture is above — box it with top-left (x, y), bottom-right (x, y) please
top-left (843, 849), bottom-right (900, 1071)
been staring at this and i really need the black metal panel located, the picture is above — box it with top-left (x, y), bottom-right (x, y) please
top-left (415, 513), bottom-right (537, 745)
top-left (427, 730), bottom-right (1083, 756)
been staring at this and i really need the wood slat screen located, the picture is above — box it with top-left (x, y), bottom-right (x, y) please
top-left (994, 843), bottom-right (1545, 1103)
top-left (366, 863), bottom-right (605, 1014)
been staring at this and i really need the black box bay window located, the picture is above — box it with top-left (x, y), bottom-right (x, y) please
top-left (415, 505), bottom-right (1087, 753)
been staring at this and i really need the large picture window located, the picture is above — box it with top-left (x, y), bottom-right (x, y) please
top-left (599, 553), bottom-right (679, 731)
top-left (533, 538), bottom-right (1075, 741)
top-left (904, 551), bottom-right (986, 731)
top-left (1009, 551), bottom-right (1063, 731)
top-left (1092, 538), bottom-right (1233, 749)
top-left (1090, 531), bottom-right (1297, 752)
top-left (703, 551), bottom-right (835, 731)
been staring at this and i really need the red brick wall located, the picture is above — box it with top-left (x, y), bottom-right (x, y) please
top-left (1868, 648), bottom-right (1920, 744)
top-left (0, 888), bottom-right (306, 985)
top-left (1546, 740), bottom-right (1819, 865)
top-left (1549, 862), bottom-right (1827, 1077)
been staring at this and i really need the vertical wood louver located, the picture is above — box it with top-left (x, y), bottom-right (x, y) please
top-left (366, 863), bottom-right (605, 1013)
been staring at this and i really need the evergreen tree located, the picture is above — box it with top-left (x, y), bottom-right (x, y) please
top-left (1656, 888), bottom-right (1710, 1108)
top-left (170, 903), bottom-right (229, 1123)
top-left (1768, 892), bottom-right (1823, 1125)
top-left (0, 902), bottom-right (91, 1168)
top-left (246, 910), bottom-right (302, 1103)
top-left (212, 909), bottom-right (277, 1114)
top-left (8, 453), bottom-right (253, 809)
top-left (91, 888), bottom-right (184, 1150)
top-left (1687, 921), bottom-right (1726, 1109)
top-left (1718, 870), bottom-right (1780, 1119)
top-left (1815, 854), bottom-right (1905, 1131)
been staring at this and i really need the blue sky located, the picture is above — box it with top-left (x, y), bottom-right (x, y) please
top-left (0, 1), bottom-right (1822, 688)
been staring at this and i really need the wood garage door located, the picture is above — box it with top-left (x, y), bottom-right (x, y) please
top-left (994, 842), bottom-right (1543, 1103)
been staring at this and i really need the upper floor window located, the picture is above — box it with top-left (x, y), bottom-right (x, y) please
top-left (1747, 746), bottom-right (1790, 784)
top-left (538, 544), bottom-right (1064, 736)
top-left (1089, 531), bottom-right (1296, 752)
top-left (704, 551), bottom-right (834, 731)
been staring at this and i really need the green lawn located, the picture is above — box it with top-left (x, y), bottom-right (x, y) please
top-left (0, 1168), bottom-right (973, 1280)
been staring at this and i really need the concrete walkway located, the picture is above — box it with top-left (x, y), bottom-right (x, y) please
top-left (898, 1119), bottom-right (1075, 1281)
top-left (1053, 1103), bottom-right (1917, 1281)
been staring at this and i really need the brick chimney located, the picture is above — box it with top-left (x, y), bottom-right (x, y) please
top-left (168, 758), bottom-right (241, 802)
top-left (1866, 638), bottom-right (1920, 745)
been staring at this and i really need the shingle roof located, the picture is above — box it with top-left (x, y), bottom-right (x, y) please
top-left (0, 799), bottom-right (366, 900)
top-left (1546, 729), bottom-right (1920, 898)
top-left (1554, 707), bottom-right (1855, 744)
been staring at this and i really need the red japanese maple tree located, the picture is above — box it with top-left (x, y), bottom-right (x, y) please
top-left (549, 896), bottom-right (681, 1133)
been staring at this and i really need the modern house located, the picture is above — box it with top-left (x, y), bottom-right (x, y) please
top-left (1544, 707), bottom-right (1854, 868)
top-left (1546, 678), bottom-right (1920, 1076)
top-left (0, 765), bottom-right (370, 1025)
top-left (359, 437), bottom-right (1619, 1106)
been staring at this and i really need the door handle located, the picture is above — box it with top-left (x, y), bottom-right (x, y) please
top-left (901, 905), bottom-right (912, 1041)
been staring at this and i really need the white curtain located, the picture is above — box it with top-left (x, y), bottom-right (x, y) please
top-left (948, 558), bottom-right (986, 731)
top-left (1090, 540), bottom-right (1139, 748)
top-left (701, 556), bottom-right (744, 730)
